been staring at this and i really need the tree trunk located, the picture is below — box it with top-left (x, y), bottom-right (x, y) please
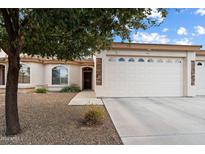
top-left (5, 53), bottom-right (21, 136)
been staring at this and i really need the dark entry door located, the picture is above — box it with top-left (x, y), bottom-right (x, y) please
top-left (83, 71), bottom-right (92, 89)
top-left (0, 65), bottom-right (5, 85)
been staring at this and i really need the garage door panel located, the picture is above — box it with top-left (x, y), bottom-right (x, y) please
top-left (105, 57), bottom-right (183, 97)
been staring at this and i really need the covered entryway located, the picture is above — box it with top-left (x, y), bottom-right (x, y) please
top-left (196, 61), bottom-right (205, 95)
top-left (82, 67), bottom-right (92, 90)
top-left (103, 56), bottom-right (184, 97)
top-left (0, 65), bottom-right (5, 85)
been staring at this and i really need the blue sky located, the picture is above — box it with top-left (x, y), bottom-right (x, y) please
top-left (114, 8), bottom-right (205, 49)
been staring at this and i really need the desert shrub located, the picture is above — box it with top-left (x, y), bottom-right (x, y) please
top-left (84, 106), bottom-right (105, 125)
top-left (60, 85), bottom-right (80, 92)
top-left (35, 88), bottom-right (48, 93)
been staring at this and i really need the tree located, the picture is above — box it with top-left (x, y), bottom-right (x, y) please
top-left (0, 8), bottom-right (167, 135)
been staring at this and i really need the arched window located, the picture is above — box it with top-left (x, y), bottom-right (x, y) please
top-left (52, 66), bottom-right (68, 85)
top-left (138, 58), bottom-right (145, 62)
top-left (118, 58), bottom-right (125, 62)
top-left (128, 58), bottom-right (135, 62)
top-left (197, 62), bottom-right (203, 66)
top-left (19, 64), bottom-right (30, 83)
top-left (147, 58), bottom-right (154, 63)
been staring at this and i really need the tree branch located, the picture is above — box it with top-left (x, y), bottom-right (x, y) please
top-left (10, 9), bottom-right (19, 35)
top-left (20, 14), bottom-right (30, 28)
top-left (0, 9), bottom-right (21, 56)
top-left (0, 9), bottom-right (15, 41)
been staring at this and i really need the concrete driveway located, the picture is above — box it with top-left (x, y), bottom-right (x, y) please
top-left (103, 97), bottom-right (205, 144)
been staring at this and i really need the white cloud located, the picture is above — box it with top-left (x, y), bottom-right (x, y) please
top-left (175, 38), bottom-right (192, 45)
top-left (195, 8), bottom-right (205, 16)
top-left (133, 32), bottom-right (170, 44)
top-left (147, 8), bottom-right (165, 24)
top-left (192, 33), bottom-right (196, 36)
top-left (162, 28), bottom-right (169, 32)
top-left (177, 27), bottom-right (187, 35)
top-left (194, 25), bottom-right (205, 35)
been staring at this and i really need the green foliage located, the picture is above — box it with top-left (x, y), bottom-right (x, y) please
top-left (0, 8), bottom-right (168, 135)
top-left (35, 88), bottom-right (48, 93)
top-left (60, 85), bottom-right (80, 93)
top-left (0, 9), bottom-right (168, 59)
top-left (84, 106), bottom-right (105, 125)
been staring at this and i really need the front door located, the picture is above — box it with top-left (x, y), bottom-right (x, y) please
top-left (0, 65), bottom-right (5, 85)
top-left (83, 67), bottom-right (92, 90)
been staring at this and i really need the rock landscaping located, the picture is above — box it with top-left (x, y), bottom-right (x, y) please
top-left (0, 93), bottom-right (122, 145)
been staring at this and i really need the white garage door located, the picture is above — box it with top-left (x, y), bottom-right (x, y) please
top-left (196, 61), bottom-right (205, 95)
top-left (104, 56), bottom-right (184, 97)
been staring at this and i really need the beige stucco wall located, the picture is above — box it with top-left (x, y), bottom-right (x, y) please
top-left (106, 50), bottom-right (188, 57)
top-left (0, 47), bottom-right (202, 96)
top-left (95, 49), bottom-right (196, 97)
top-left (0, 49), bottom-right (7, 57)
top-left (0, 60), bottom-right (83, 91)
top-left (44, 64), bottom-right (69, 91)
top-left (195, 55), bottom-right (205, 95)
top-left (0, 62), bottom-right (45, 89)
top-left (196, 55), bottom-right (205, 61)
top-left (0, 49), bottom-right (95, 92)
top-left (70, 65), bottom-right (81, 87)
top-left (18, 62), bottom-right (44, 88)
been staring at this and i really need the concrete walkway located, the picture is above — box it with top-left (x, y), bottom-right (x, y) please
top-left (103, 97), bottom-right (205, 144)
top-left (69, 91), bottom-right (103, 105)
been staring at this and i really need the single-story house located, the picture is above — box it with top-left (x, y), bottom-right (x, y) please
top-left (0, 42), bottom-right (205, 97)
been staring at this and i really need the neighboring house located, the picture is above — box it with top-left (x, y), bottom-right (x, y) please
top-left (0, 42), bottom-right (205, 97)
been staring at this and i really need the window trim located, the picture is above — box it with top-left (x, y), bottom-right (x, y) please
top-left (128, 58), bottom-right (135, 62)
top-left (138, 58), bottom-right (145, 62)
top-left (51, 65), bottom-right (68, 85)
top-left (19, 64), bottom-right (30, 84)
top-left (197, 62), bottom-right (203, 66)
top-left (118, 57), bottom-right (126, 62)
top-left (147, 58), bottom-right (154, 63)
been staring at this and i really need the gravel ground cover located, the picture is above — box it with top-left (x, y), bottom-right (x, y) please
top-left (0, 93), bottom-right (122, 145)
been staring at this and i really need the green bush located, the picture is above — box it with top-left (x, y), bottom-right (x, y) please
top-left (84, 106), bottom-right (105, 125)
top-left (35, 88), bottom-right (48, 93)
top-left (60, 85), bottom-right (80, 93)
